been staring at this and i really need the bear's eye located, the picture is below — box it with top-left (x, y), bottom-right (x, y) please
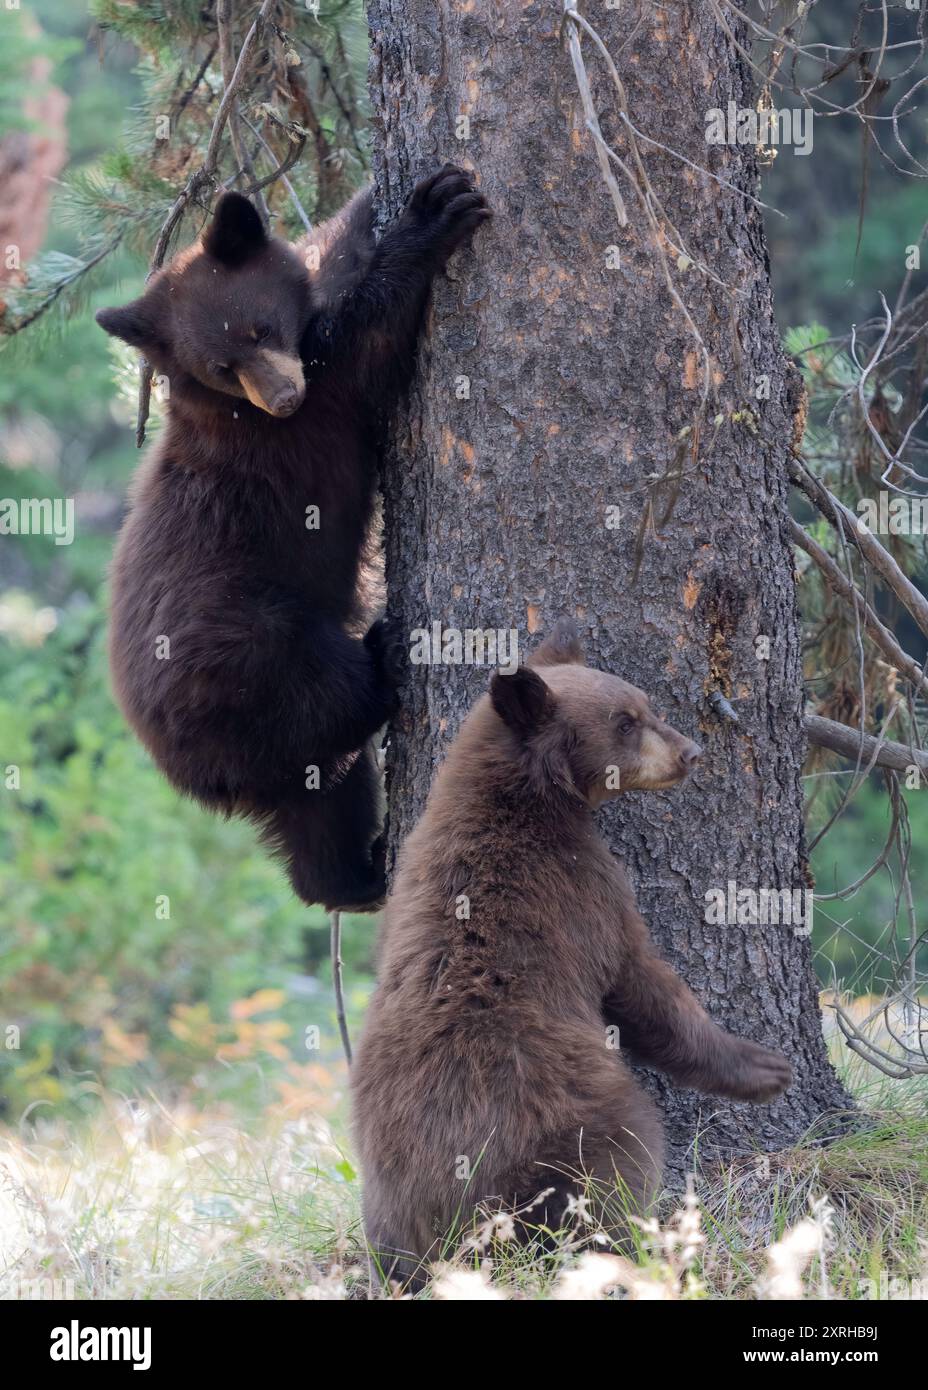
top-left (253, 323), bottom-right (272, 343)
top-left (615, 714), bottom-right (636, 737)
top-left (208, 359), bottom-right (232, 376)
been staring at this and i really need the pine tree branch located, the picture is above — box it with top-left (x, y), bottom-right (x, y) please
top-left (288, 30), bottom-right (368, 168)
top-left (203, 0), bottom-right (275, 179)
top-left (173, 42), bottom-right (218, 124)
top-left (2, 233), bottom-right (124, 337)
top-left (805, 714), bottom-right (928, 777)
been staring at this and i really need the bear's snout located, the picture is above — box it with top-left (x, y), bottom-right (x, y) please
top-left (237, 349), bottom-right (306, 418)
top-left (678, 739), bottom-right (701, 772)
top-left (268, 384), bottom-right (304, 418)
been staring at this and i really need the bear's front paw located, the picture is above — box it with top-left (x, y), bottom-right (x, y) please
top-left (405, 164), bottom-right (491, 262)
top-left (724, 1038), bottom-right (792, 1103)
top-left (364, 616), bottom-right (406, 691)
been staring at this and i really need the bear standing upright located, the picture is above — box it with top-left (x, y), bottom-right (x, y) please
top-left (352, 619), bottom-right (792, 1289)
top-left (97, 167), bottom-right (490, 911)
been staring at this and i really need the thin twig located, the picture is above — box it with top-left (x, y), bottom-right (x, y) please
top-left (561, 3), bottom-right (627, 226)
top-left (235, 122), bottom-right (307, 198)
top-left (330, 910), bottom-right (352, 1066)
top-left (217, 0), bottom-right (270, 226)
top-left (789, 455), bottom-right (928, 640)
top-left (238, 111), bottom-right (312, 230)
top-left (789, 517), bottom-right (928, 699)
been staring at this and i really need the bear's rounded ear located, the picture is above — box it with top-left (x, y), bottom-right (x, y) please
top-left (95, 297), bottom-right (161, 351)
top-left (490, 666), bottom-right (555, 737)
top-left (528, 617), bottom-right (586, 668)
top-left (203, 192), bottom-right (268, 266)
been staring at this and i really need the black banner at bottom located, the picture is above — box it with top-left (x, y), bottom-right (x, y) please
top-left (3, 1297), bottom-right (916, 1375)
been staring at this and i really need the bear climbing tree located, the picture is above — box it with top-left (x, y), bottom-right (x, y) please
top-left (367, 0), bottom-right (852, 1178)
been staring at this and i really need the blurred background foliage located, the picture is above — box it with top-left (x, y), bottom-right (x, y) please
top-left (0, 0), bottom-right (374, 1118)
top-left (0, 0), bottom-right (925, 1117)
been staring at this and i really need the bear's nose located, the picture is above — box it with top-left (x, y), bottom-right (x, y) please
top-left (270, 386), bottom-right (303, 417)
top-left (679, 740), bottom-right (701, 769)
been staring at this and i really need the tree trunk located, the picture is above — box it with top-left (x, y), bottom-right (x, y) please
top-left (366, 0), bottom-right (852, 1182)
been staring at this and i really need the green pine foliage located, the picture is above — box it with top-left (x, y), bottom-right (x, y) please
top-left (2, 0), bottom-right (370, 342)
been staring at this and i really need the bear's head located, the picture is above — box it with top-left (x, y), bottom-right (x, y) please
top-left (489, 619), bottom-right (701, 806)
top-left (96, 193), bottom-right (310, 418)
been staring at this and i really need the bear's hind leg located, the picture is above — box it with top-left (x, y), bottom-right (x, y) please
top-left (585, 1081), bottom-right (665, 1249)
top-left (519, 1083), bottom-right (665, 1257)
top-left (260, 742), bottom-right (385, 911)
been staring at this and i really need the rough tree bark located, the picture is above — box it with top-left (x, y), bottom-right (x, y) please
top-left (366, 0), bottom-right (852, 1181)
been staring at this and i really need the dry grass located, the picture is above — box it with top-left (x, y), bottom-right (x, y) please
top-left (1, 1034), bottom-right (926, 1301)
top-left (0, 1095), bottom-right (357, 1300)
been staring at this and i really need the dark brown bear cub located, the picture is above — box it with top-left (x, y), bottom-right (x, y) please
top-left (352, 619), bottom-right (792, 1288)
top-left (97, 168), bottom-right (489, 911)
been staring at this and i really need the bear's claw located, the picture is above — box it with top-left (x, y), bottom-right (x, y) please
top-left (364, 616), bottom-right (406, 690)
top-left (405, 164), bottom-right (492, 262)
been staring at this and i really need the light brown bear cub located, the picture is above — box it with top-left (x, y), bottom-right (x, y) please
top-left (352, 620), bottom-right (791, 1288)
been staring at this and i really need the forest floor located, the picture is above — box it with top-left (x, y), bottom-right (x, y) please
top-left (1, 1038), bottom-right (925, 1301)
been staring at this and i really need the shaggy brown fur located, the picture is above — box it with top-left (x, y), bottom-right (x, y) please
top-left (97, 168), bottom-right (489, 911)
top-left (352, 620), bottom-right (792, 1289)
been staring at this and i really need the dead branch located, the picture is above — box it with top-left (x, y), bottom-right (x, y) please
top-left (788, 516), bottom-right (928, 700)
top-left (217, 0), bottom-right (270, 226)
top-left (136, 0), bottom-right (276, 447)
top-left (236, 111), bottom-right (307, 198)
top-left (806, 714), bottom-right (928, 779)
top-left (238, 111), bottom-right (312, 229)
top-left (788, 455), bottom-right (928, 641)
top-left (562, 4), bottom-right (627, 226)
top-left (832, 994), bottom-right (928, 1078)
